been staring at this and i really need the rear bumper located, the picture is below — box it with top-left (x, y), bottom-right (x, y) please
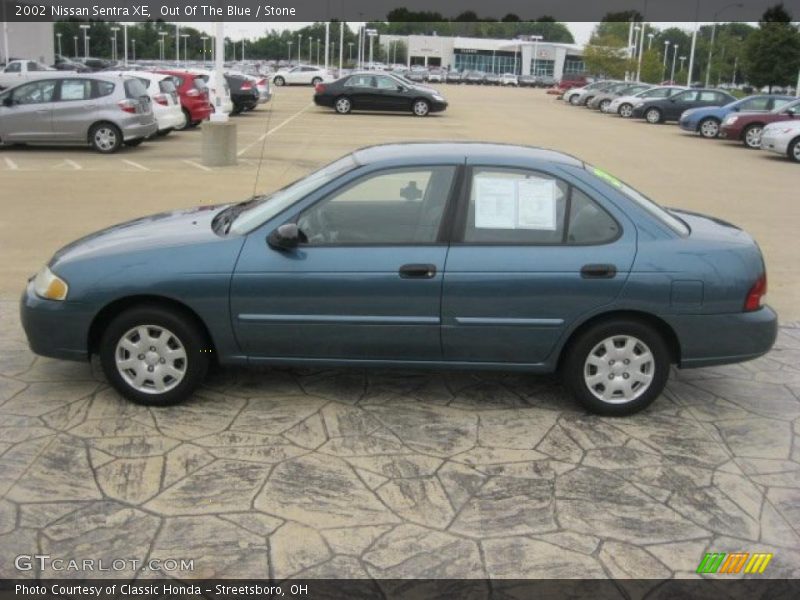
top-left (668, 306), bottom-right (778, 368)
top-left (155, 107), bottom-right (186, 131)
top-left (121, 118), bottom-right (158, 141)
top-left (20, 281), bottom-right (92, 362)
top-left (185, 101), bottom-right (212, 122)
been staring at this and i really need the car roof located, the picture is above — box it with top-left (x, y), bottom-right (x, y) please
top-left (351, 143), bottom-right (584, 168)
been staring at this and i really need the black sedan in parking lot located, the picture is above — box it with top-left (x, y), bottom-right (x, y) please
top-left (633, 88), bottom-right (736, 124)
top-left (225, 73), bottom-right (260, 115)
top-left (313, 72), bottom-right (448, 116)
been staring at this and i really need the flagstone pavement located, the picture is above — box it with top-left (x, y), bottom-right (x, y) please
top-left (1, 300), bottom-right (799, 584)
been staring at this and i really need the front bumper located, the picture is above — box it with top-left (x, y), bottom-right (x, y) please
top-left (678, 118), bottom-right (698, 132)
top-left (20, 281), bottom-right (93, 362)
top-left (667, 306), bottom-right (778, 368)
top-left (719, 124), bottom-right (741, 140)
top-left (760, 132), bottom-right (788, 155)
top-left (431, 100), bottom-right (448, 113)
top-left (631, 105), bottom-right (646, 118)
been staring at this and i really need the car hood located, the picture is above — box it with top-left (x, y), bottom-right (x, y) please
top-left (51, 204), bottom-right (230, 265)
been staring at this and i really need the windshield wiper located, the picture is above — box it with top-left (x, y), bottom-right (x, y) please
top-left (214, 194), bottom-right (269, 235)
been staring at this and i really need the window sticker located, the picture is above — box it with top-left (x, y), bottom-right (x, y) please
top-left (474, 177), bottom-right (517, 229)
top-left (517, 179), bottom-right (557, 230)
top-left (474, 176), bottom-right (558, 230)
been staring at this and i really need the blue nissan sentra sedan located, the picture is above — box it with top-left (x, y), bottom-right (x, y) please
top-left (20, 143), bottom-right (777, 416)
top-left (679, 94), bottom-right (796, 138)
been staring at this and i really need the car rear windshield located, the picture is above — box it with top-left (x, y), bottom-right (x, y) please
top-left (586, 165), bottom-right (690, 236)
top-left (158, 79), bottom-right (177, 94)
top-left (194, 75), bottom-right (209, 90)
top-left (124, 78), bottom-right (148, 98)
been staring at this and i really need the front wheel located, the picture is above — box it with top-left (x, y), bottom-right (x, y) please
top-left (599, 99), bottom-right (611, 112)
top-left (412, 99), bottom-right (430, 117)
top-left (273, 76), bottom-right (285, 86)
top-left (789, 137), bottom-right (800, 163)
top-left (569, 94), bottom-right (580, 105)
top-left (619, 103), bottom-right (633, 118)
top-left (175, 109), bottom-right (191, 131)
top-left (743, 124), bottom-right (763, 149)
top-left (645, 108), bottom-right (662, 124)
top-left (562, 319), bottom-right (670, 416)
top-left (699, 118), bottom-right (720, 138)
top-left (99, 305), bottom-right (210, 406)
top-left (311, 77), bottom-right (322, 86)
top-left (334, 96), bottom-right (352, 114)
top-left (124, 138), bottom-right (144, 147)
top-left (89, 123), bottom-right (122, 153)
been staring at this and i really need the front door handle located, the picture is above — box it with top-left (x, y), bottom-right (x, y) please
top-left (399, 263), bottom-right (437, 279)
top-left (581, 264), bottom-right (617, 279)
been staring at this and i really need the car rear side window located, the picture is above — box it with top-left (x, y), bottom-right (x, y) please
top-left (94, 81), bottom-right (115, 97)
top-left (741, 97), bottom-right (770, 111)
top-left (124, 78), bottom-right (148, 98)
top-left (60, 79), bottom-right (92, 101)
top-left (568, 188), bottom-right (620, 244)
top-left (171, 75), bottom-right (185, 87)
top-left (346, 75), bottom-right (373, 87)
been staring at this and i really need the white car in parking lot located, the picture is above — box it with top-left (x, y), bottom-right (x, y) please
top-left (271, 65), bottom-right (332, 86)
top-left (0, 59), bottom-right (58, 90)
top-left (760, 120), bottom-right (800, 162)
top-left (500, 73), bottom-right (519, 86)
top-left (186, 69), bottom-right (234, 115)
top-left (108, 71), bottom-right (185, 135)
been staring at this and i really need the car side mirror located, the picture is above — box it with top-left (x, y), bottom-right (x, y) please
top-left (397, 85), bottom-right (405, 92)
top-left (267, 223), bottom-right (305, 250)
top-left (731, 106), bottom-right (740, 112)
top-left (2, 96), bottom-right (13, 107)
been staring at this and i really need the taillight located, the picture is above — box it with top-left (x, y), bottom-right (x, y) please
top-left (117, 99), bottom-right (137, 114)
top-left (257, 78), bottom-right (267, 87)
top-left (154, 93), bottom-right (169, 106)
top-left (240, 81), bottom-right (253, 91)
top-left (186, 88), bottom-right (200, 97)
top-left (315, 83), bottom-right (326, 94)
top-left (744, 273), bottom-right (767, 311)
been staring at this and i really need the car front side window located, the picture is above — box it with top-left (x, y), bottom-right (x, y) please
top-left (297, 166), bottom-right (457, 245)
top-left (5, 62), bottom-right (21, 73)
top-left (12, 80), bottom-right (56, 105)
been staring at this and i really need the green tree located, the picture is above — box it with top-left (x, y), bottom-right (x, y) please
top-left (583, 35), bottom-right (633, 78)
top-left (743, 3), bottom-right (800, 90)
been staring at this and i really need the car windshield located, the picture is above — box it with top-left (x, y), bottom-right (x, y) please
top-left (586, 165), bottom-right (690, 236)
top-left (771, 98), bottom-right (800, 113)
top-left (227, 155), bottom-right (358, 235)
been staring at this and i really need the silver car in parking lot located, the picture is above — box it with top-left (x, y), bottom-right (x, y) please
top-left (0, 73), bottom-right (157, 153)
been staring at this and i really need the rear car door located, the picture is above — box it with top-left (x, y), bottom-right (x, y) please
top-left (0, 79), bottom-right (57, 141)
top-left (50, 78), bottom-right (95, 140)
top-left (231, 164), bottom-right (460, 361)
top-left (441, 162), bottom-right (636, 365)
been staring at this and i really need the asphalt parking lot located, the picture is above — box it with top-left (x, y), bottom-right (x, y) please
top-left (1, 86), bottom-right (799, 581)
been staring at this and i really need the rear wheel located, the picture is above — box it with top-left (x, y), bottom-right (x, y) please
top-left (412, 99), bottom-right (430, 117)
top-left (599, 99), bottom-right (611, 112)
top-left (273, 76), bottom-right (285, 86)
top-left (311, 77), bottom-right (322, 86)
top-left (698, 117), bottom-right (720, 138)
top-left (89, 123), bottom-right (122, 153)
top-left (562, 319), bottom-right (670, 416)
top-left (99, 305), bottom-right (210, 406)
top-left (645, 108), bottom-right (662, 124)
top-left (156, 128), bottom-right (173, 137)
top-left (789, 137), bottom-right (800, 163)
top-left (743, 124), bottom-right (763, 149)
top-left (175, 109), bottom-right (191, 131)
top-left (334, 96), bottom-right (352, 114)
top-left (124, 139), bottom-right (144, 147)
top-left (569, 94), bottom-right (580, 105)
top-left (618, 103), bottom-right (634, 118)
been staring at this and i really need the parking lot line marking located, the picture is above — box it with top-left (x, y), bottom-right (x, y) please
top-left (122, 159), bottom-right (150, 171)
top-left (182, 159), bottom-right (213, 172)
top-left (4, 157), bottom-right (18, 170)
top-left (65, 159), bottom-right (82, 170)
top-left (237, 102), bottom-right (313, 157)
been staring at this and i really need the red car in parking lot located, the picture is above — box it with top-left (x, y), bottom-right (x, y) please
top-left (720, 97), bottom-right (800, 149)
top-left (156, 70), bottom-right (212, 129)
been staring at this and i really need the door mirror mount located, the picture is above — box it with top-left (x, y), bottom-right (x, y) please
top-left (267, 223), bottom-right (305, 250)
top-left (2, 96), bottom-right (13, 108)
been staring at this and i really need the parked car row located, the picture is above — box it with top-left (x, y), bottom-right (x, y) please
top-left (0, 66), bottom-right (271, 153)
top-left (560, 79), bottom-right (800, 163)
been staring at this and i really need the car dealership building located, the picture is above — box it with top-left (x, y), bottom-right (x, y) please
top-left (379, 34), bottom-right (586, 79)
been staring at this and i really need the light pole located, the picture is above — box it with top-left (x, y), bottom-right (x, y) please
top-left (706, 3), bottom-right (744, 87)
top-left (181, 34), bottom-right (189, 66)
top-left (79, 24), bottom-right (90, 59)
top-left (662, 41), bottom-right (670, 81)
top-left (731, 55), bottom-right (738, 86)
top-left (348, 42), bottom-right (354, 64)
top-left (647, 32), bottom-right (654, 50)
top-left (123, 24), bottom-right (128, 66)
top-left (158, 31), bottom-right (167, 62)
top-left (367, 30), bottom-right (377, 69)
top-left (531, 35), bottom-right (543, 78)
top-left (56, 33), bottom-right (62, 57)
top-left (73, 36), bottom-right (78, 59)
top-left (131, 39), bottom-right (136, 62)
top-left (298, 34), bottom-right (302, 63)
top-left (670, 44), bottom-right (679, 82)
top-left (287, 40), bottom-right (292, 63)
top-left (795, 67), bottom-right (799, 97)
top-left (110, 27), bottom-right (119, 62)
top-left (240, 32), bottom-right (245, 62)
top-left (636, 23), bottom-right (646, 81)
top-left (308, 37), bottom-right (312, 65)
top-left (679, 55), bottom-right (687, 73)
top-left (316, 38), bottom-right (320, 66)
top-left (201, 36), bottom-right (208, 67)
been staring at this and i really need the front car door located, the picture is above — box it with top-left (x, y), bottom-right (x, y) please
top-left (343, 74), bottom-right (377, 110)
top-left (373, 75), bottom-right (409, 111)
top-left (665, 90), bottom-right (699, 119)
top-left (230, 163), bottom-right (460, 362)
top-left (441, 161), bottom-right (636, 366)
top-left (0, 79), bottom-right (56, 141)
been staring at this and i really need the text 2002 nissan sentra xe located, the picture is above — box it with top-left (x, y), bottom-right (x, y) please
top-left (21, 143), bottom-right (777, 416)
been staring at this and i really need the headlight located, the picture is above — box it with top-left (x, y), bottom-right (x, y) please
top-left (33, 266), bottom-right (69, 301)
top-left (725, 116), bottom-right (738, 125)
top-left (432, 94), bottom-right (445, 102)
top-left (633, 100), bottom-right (644, 107)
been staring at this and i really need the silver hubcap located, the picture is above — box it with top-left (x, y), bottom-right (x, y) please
top-left (620, 105), bottom-right (632, 117)
top-left (115, 325), bottom-right (187, 394)
top-left (600, 100), bottom-right (610, 110)
top-left (570, 96), bottom-right (578, 105)
top-left (746, 127), bottom-right (762, 148)
top-left (792, 142), bottom-right (800, 161)
top-left (275, 78), bottom-right (284, 86)
top-left (94, 127), bottom-right (117, 151)
top-left (336, 98), bottom-right (350, 113)
top-left (700, 120), bottom-right (719, 137)
top-left (646, 110), bottom-right (660, 123)
top-left (584, 335), bottom-right (655, 404)
top-left (413, 101), bottom-right (428, 116)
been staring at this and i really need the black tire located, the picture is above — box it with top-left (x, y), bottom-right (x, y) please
top-left (273, 76), bottom-right (285, 86)
top-left (175, 109), bottom-right (191, 131)
top-left (412, 98), bottom-right (430, 117)
top-left (124, 138), bottom-right (144, 147)
top-left (618, 103), bottom-right (634, 118)
top-left (311, 77), bottom-right (322, 86)
top-left (569, 94), bottom-right (580, 105)
top-left (187, 119), bottom-right (201, 129)
top-left (599, 99), bottom-right (611, 112)
top-left (156, 128), bottom-right (173, 137)
top-left (742, 124), bottom-right (763, 149)
top-left (788, 137), bottom-right (800, 163)
top-left (99, 304), bottom-right (210, 406)
top-left (698, 117), bottom-right (721, 139)
top-left (645, 107), bottom-right (662, 124)
top-left (561, 318), bottom-right (671, 416)
top-left (231, 105), bottom-right (243, 116)
top-left (88, 122), bottom-right (123, 154)
top-left (334, 96), bottom-right (352, 114)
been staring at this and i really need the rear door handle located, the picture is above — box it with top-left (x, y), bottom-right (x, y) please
top-left (581, 264), bottom-right (617, 279)
top-left (399, 264), bottom-right (437, 279)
